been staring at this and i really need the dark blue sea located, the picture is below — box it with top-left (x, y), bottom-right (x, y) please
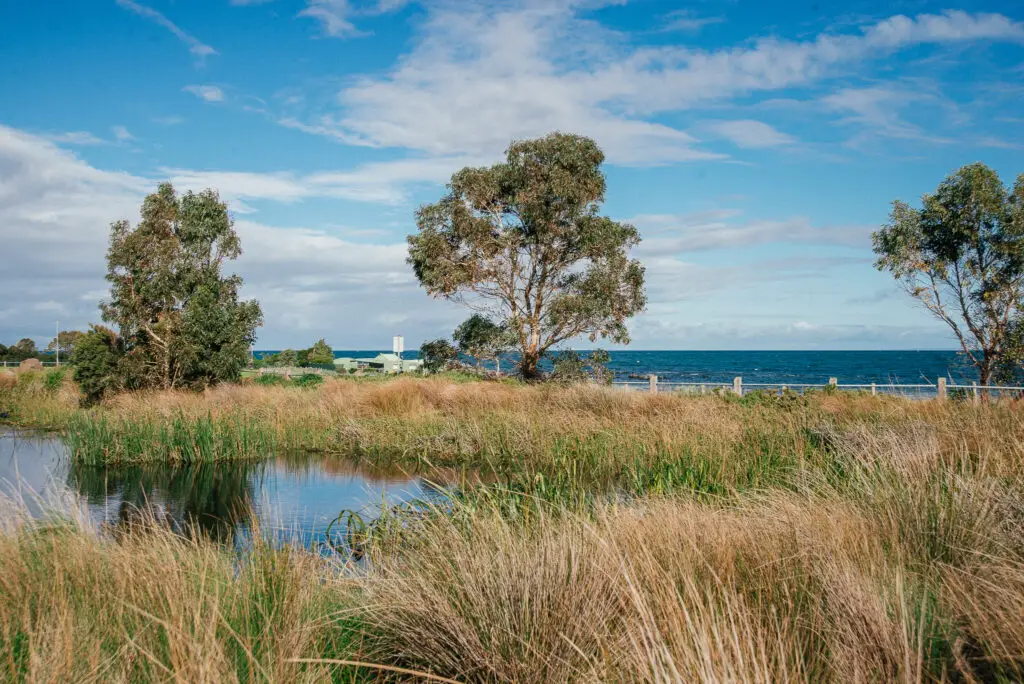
top-left (256, 349), bottom-right (972, 385)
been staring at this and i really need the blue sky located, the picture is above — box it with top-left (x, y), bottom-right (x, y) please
top-left (1, 0), bottom-right (1022, 350)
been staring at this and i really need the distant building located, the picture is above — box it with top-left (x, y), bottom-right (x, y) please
top-left (334, 353), bottom-right (423, 374)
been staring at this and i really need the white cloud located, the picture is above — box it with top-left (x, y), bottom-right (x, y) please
top-left (661, 10), bottom-right (724, 33)
top-left (629, 211), bottom-right (872, 254)
top-left (275, 7), bottom-right (1023, 169)
top-left (822, 86), bottom-right (951, 145)
top-left (299, 0), bottom-right (362, 37)
top-left (163, 154), bottom-right (479, 206)
top-left (115, 0), bottom-right (216, 59)
top-left (0, 124), bottom-right (458, 348)
top-left (111, 125), bottom-right (134, 142)
top-left (42, 131), bottom-right (105, 146)
top-left (183, 85), bottom-right (225, 102)
top-left (0, 123), bottom-right (950, 349)
top-left (708, 120), bottom-right (795, 148)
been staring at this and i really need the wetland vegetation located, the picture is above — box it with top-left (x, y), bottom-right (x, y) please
top-left (2, 369), bottom-right (1024, 681)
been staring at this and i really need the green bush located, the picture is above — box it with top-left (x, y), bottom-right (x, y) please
top-left (294, 373), bottom-right (325, 388)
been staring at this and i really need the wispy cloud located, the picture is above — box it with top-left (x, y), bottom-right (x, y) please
top-left (115, 0), bottom-right (216, 60)
top-left (629, 211), bottom-right (872, 254)
top-left (275, 7), bottom-right (1024, 170)
top-left (299, 0), bottom-right (362, 37)
top-left (153, 115), bottom-right (185, 126)
top-left (111, 125), bottom-right (134, 142)
top-left (42, 131), bottom-right (105, 146)
top-left (661, 10), bottom-right (724, 33)
top-left (708, 120), bottom-right (795, 148)
top-left (822, 86), bottom-right (952, 146)
top-left (183, 85), bottom-right (225, 102)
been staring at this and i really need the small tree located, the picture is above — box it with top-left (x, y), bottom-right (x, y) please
top-left (10, 339), bottom-right (38, 360)
top-left (307, 338), bottom-right (334, 365)
top-left (71, 326), bottom-right (122, 406)
top-left (277, 349), bottom-right (298, 367)
top-left (408, 133), bottom-right (646, 379)
top-left (550, 348), bottom-right (613, 384)
top-left (420, 339), bottom-right (458, 374)
top-left (102, 183), bottom-right (262, 390)
top-left (453, 314), bottom-right (515, 374)
top-left (47, 330), bottom-right (84, 358)
top-left (873, 163), bottom-right (1024, 387)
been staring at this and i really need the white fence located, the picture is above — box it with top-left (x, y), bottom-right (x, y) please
top-left (612, 375), bottom-right (1024, 402)
top-left (0, 361), bottom-right (61, 368)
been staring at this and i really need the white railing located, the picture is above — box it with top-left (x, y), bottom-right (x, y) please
top-left (613, 375), bottom-right (1023, 402)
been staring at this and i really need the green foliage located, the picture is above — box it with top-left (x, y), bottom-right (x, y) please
top-left (175, 281), bottom-right (262, 389)
top-left (254, 373), bottom-right (284, 386)
top-left (46, 330), bottom-right (84, 357)
top-left (294, 373), bottom-right (325, 388)
top-left (3, 339), bottom-right (38, 362)
top-left (101, 182), bottom-right (263, 391)
top-left (65, 412), bottom-right (276, 466)
top-left (419, 339), bottom-right (458, 373)
top-left (873, 163), bottom-right (1024, 385)
top-left (550, 348), bottom-right (613, 384)
top-left (42, 368), bottom-right (68, 393)
top-left (408, 133), bottom-right (646, 378)
top-left (306, 338), bottom-right (334, 365)
top-left (70, 325), bottom-right (122, 406)
top-left (453, 314), bottom-right (514, 372)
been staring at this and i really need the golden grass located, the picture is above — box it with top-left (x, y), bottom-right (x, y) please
top-left (7, 372), bottom-right (1024, 477)
top-left (2, 374), bottom-right (1024, 680)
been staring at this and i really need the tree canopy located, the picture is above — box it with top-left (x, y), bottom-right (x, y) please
top-left (408, 133), bottom-right (646, 378)
top-left (307, 339), bottom-right (334, 365)
top-left (47, 330), bottom-right (84, 357)
top-left (101, 183), bottom-right (262, 390)
top-left (419, 339), bottom-right (458, 374)
top-left (453, 314), bottom-right (514, 373)
top-left (873, 163), bottom-right (1024, 386)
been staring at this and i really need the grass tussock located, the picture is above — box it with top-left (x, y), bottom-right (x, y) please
top-left (3, 455), bottom-right (1023, 682)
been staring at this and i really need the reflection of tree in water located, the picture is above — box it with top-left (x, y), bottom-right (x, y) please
top-left (67, 461), bottom-right (267, 543)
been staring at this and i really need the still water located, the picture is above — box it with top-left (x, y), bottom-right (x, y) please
top-left (0, 428), bottom-right (441, 547)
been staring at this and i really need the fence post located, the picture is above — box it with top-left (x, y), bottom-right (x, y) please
top-left (828, 377), bottom-right (837, 388)
top-left (871, 383), bottom-right (877, 396)
top-left (700, 384), bottom-right (706, 395)
top-left (733, 376), bottom-right (743, 396)
top-left (649, 374), bottom-right (658, 394)
top-left (972, 382), bottom-right (980, 405)
top-left (937, 377), bottom-right (947, 401)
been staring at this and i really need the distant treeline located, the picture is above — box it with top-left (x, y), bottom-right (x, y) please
top-left (0, 332), bottom-right (81, 363)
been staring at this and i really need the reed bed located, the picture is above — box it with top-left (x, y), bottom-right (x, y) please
top-left (5, 372), bottom-right (1024, 481)
top-left (2, 422), bottom-right (1023, 682)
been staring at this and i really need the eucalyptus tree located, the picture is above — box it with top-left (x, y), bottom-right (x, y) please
top-left (873, 163), bottom-right (1024, 386)
top-left (102, 183), bottom-right (262, 390)
top-left (408, 133), bottom-right (646, 379)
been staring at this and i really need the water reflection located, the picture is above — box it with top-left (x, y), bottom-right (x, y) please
top-left (0, 429), bottom-right (438, 547)
top-left (66, 461), bottom-right (261, 543)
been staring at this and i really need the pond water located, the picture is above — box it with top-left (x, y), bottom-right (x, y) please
top-left (0, 428), bottom-right (448, 548)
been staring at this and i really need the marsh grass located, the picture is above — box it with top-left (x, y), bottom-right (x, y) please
top-left (1, 412), bottom-right (1024, 681)
top-left (9, 373), bottom-right (1024, 479)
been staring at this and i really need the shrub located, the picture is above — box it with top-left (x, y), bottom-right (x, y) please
top-left (70, 326), bottom-right (122, 406)
top-left (294, 373), bottom-right (325, 388)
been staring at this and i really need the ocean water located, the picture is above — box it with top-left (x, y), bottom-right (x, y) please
top-left (257, 349), bottom-right (970, 385)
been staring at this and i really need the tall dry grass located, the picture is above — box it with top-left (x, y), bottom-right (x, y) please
top-left (6, 374), bottom-right (1024, 484)
top-left (357, 424), bottom-right (1024, 682)
top-left (0, 418), bottom-right (1023, 682)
